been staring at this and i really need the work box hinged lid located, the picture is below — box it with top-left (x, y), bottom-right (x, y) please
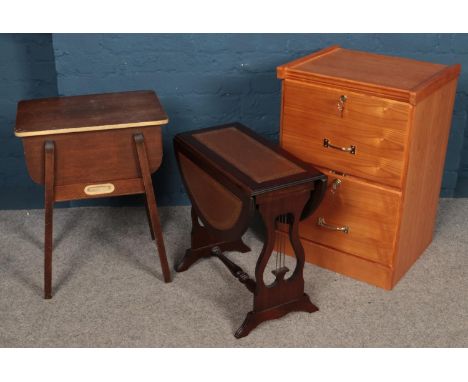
top-left (15, 90), bottom-right (168, 138)
top-left (277, 45), bottom-right (460, 105)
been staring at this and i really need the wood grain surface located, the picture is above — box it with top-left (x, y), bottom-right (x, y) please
top-left (393, 79), bottom-right (458, 286)
top-left (278, 46), bottom-right (460, 289)
top-left (281, 80), bottom-right (410, 188)
top-left (277, 46), bottom-right (460, 105)
top-left (16, 90), bottom-right (171, 298)
top-left (174, 123), bottom-right (326, 337)
top-left (299, 168), bottom-right (401, 265)
top-left (22, 125), bottom-right (163, 185)
top-left (278, 232), bottom-right (394, 290)
top-left (15, 90), bottom-right (168, 137)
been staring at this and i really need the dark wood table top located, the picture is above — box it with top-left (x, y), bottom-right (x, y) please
top-left (175, 123), bottom-right (326, 196)
top-left (15, 90), bottom-right (168, 137)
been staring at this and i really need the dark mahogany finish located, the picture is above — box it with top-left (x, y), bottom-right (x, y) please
top-left (15, 90), bottom-right (167, 136)
top-left (174, 123), bottom-right (327, 338)
top-left (15, 90), bottom-right (171, 299)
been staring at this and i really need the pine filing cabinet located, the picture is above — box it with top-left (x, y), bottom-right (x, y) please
top-left (277, 46), bottom-right (460, 289)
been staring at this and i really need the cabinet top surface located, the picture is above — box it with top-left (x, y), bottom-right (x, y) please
top-left (278, 46), bottom-right (460, 104)
top-left (15, 90), bottom-right (168, 137)
top-left (175, 123), bottom-right (325, 196)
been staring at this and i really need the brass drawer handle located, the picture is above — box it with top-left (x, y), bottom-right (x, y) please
top-left (317, 217), bottom-right (349, 234)
top-left (323, 138), bottom-right (356, 155)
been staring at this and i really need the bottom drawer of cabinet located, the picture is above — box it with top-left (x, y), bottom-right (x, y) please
top-left (298, 239), bottom-right (394, 289)
top-left (300, 170), bottom-right (402, 266)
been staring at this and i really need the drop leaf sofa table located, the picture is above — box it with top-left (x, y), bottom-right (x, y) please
top-left (277, 45), bottom-right (460, 289)
top-left (15, 90), bottom-right (172, 299)
top-left (174, 123), bottom-right (327, 338)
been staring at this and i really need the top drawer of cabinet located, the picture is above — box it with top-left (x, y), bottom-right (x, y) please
top-left (281, 80), bottom-right (411, 188)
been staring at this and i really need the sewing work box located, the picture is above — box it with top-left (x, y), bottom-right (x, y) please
top-left (15, 90), bottom-right (172, 299)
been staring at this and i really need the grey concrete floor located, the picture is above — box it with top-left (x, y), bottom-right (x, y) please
top-left (0, 199), bottom-right (467, 347)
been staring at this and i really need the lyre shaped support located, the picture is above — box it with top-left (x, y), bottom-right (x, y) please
top-left (235, 186), bottom-right (318, 338)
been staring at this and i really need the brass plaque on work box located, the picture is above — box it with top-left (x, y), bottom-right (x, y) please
top-left (84, 183), bottom-right (115, 196)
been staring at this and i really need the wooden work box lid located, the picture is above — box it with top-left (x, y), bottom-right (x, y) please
top-left (277, 45), bottom-right (461, 105)
top-left (15, 90), bottom-right (168, 137)
top-left (174, 123), bottom-right (326, 197)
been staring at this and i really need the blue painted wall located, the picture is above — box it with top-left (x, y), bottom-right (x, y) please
top-left (1, 34), bottom-right (468, 209)
top-left (0, 34), bottom-right (58, 209)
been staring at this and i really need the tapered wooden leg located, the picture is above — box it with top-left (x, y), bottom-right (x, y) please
top-left (44, 141), bottom-right (55, 299)
top-left (144, 197), bottom-right (155, 240)
top-left (134, 133), bottom-right (171, 283)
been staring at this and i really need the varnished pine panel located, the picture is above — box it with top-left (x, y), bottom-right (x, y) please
top-left (278, 47), bottom-right (459, 289)
top-left (299, 169), bottom-right (401, 266)
top-left (277, 46), bottom-right (460, 105)
top-left (292, 48), bottom-right (445, 93)
top-left (279, 232), bottom-right (393, 290)
top-left (281, 80), bottom-right (410, 188)
top-left (392, 79), bottom-right (458, 286)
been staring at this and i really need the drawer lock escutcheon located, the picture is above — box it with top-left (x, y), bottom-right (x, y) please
top-left (337, 95), bottom-right (347, 116)
top-left (323, 138), bottom-right (356, 155)
top-left (331, 178), bottom-right (342, 193)
top-left (317, 217), bottom-right (349, 234)
top-left (84, 183), bottom-right (115, 196)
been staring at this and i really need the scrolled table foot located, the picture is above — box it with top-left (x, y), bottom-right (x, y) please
top-left (234, 294), bottom-right (319, 339)
top-left (235, 312), bottom-right (259, 339)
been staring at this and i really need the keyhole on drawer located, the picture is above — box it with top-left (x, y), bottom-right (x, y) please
top-left (331, 178), bottom-right (341, 194)
top-left (337, 95), bottom-right (347, 117)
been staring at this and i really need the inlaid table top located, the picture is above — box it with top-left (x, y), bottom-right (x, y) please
top-left (175, 122), bottom-right (325, 196)
top-left (15, 90), bottom-right (168, 137)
